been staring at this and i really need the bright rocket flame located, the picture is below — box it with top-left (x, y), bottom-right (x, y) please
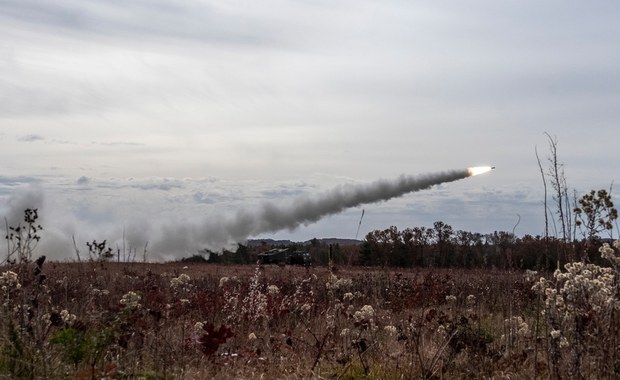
top-left (467, 166), bottom-right (493, 176)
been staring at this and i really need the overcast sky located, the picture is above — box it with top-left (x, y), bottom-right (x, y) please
top-left (1, 1), bottom-right (619, 260)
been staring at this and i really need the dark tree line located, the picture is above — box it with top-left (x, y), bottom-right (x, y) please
top-left (193, 220), bottom-right (613, 271)
top-left (356, 223), bottom-right (611, 271)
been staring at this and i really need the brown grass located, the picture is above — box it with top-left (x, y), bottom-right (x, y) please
top-left (0, 260), bottom-right (608, 379)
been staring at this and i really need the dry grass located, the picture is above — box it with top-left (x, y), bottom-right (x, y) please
top-left (0, 259), bottom-right (616, 379)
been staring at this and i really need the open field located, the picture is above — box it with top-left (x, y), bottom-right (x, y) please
top-left (0, 255), bottom-right (619, 379)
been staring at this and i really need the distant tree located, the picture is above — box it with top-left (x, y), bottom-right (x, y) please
top-left (453, 230), bottom-right (480, 268)
top-left (401, 228), bottom-right (416, 267)
top-left (330, 243), bottom-right (344, 265)
top-left (363, 228), bottom-right (388, 266)
top-left (514, 234), bottom-right (547, 270)
top-left (234, 243), bottom-right (251, 264)
top-left (358, 240), bottom-right (373, 266)
top-left (412, 226), bottom-right (434, 267)
top-left (432, 221), bottom-right (454, 267)
top-left (340, 244), bottom-right (359, 266)
top-left (382, 226), bottom-right (406, 267)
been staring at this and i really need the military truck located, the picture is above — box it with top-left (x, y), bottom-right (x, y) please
top-left (257, 248), bottom-right (311, 266)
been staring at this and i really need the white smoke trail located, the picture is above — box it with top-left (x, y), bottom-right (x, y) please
top-left (154, 168), bottom-right (482, 254)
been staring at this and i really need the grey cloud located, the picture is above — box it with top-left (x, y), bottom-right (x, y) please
top-left (261, 187), bottom-right (309, 199)
top-left (83, 178), bottom-right (184, 192)
top-left (0, 0), bottom-right (281, 46)
top-left (131, 180), bottom-right (183, 191)
top-left (18, 134), bottom-right (44, 142)
top-left (0, 176), bottom-right (40, 186)
top-left (193, 192), bottom-right (216, 204)
top-left (91, 141), bottom-right (145, 147)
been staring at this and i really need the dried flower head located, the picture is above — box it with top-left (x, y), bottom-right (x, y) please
top-left (354, 305), bottom-right (375, 323)
top-left (267, 284), bottom-right (280, 295)
top-left (60, 309), bottom-right (77, 325)
top-left (120, 291), bottom-right (142, 310)
top-left (384, 325), bottom-right (397, 336)
top-left (170, 273), bottom-right (191, 289)
top-left (0, 271), bottom-right (20, 290)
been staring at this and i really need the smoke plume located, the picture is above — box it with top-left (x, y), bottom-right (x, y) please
top-left (158, 168), bottom-right (475, 254)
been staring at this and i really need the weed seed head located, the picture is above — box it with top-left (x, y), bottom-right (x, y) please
top-left (267, 285), bottom-right (280, 295)
top-left (0, 271), bottom-right (20, 290)
top-left (384, 325), bottom-right (397, 336)
top-left (354, 305), bottom-right (375, 324)
top-left (120, 291), bottom-right (142, 310)
top-left (170, 273), bottom-right (191, 289)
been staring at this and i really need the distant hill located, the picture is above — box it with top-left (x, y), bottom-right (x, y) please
top-left (314, 238), bottom-right (361, 246)
top-left (246, 238), bottom-right (361, 248)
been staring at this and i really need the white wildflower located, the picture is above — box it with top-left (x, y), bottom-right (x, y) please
top-left (120, 291), bottom-right (141, 310)
top-left (445, 295), bottom-right (457, 303)
top-left (0, 271), bottom-right (20, 289)
top-left (384, 325), bottom-right (397, 336)
top-left (354, 305), bottom-right (375, 323)
top-left (60, 309), bottom-right (77, 325)
top-left (248, 332), bottom-right (257, 341)
top-left (550, 329), bottom-right (561, 339)
top-left (170, 273), bottom-right (191, 289)
top-left (267, 285), bottom-right (280, 295)
top-left (326, 275), bottom-right (353, 290)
